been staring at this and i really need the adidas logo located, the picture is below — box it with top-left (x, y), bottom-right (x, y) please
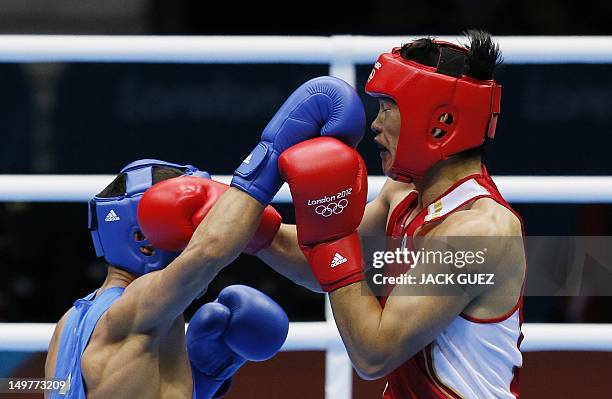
top-left (243, 154), bottom-right (253, 164)
top-left (330, 252), bottom-right (348, 268)
top-left (104, 210), bottom-right (120, 222)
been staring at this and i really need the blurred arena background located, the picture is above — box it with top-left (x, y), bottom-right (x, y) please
top-left (0, 0), bottom-right (612, 398)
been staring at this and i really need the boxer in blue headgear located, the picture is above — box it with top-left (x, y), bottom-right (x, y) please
top-left (45, 159), bottom-right (289, 399)
top-left (88, 159), bottom-right (210, 275)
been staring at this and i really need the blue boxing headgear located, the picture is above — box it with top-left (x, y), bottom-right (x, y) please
top-left (88, 159), bottom-right (211, 276)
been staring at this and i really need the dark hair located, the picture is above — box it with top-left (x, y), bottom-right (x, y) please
top-left (96, 166), bottom-right (184, 198)
top-left (399, 30), bottom-right (502, 80)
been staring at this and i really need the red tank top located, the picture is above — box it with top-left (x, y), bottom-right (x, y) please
top-left (381, 166), bottom-right (524, 399)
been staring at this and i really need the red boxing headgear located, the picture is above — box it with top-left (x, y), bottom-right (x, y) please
top-left (365, 42), bottom-right (501, 182)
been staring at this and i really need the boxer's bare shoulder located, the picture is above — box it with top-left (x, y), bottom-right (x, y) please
top-left (433, 197), bottom-right (522, 237)
top-left (360, 178), bottom-right (414, 236)
top-left (383, 178), bottom-right (417, 211)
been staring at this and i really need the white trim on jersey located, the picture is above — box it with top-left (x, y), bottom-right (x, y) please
top-left (424, 179), bottom-right (490, 222)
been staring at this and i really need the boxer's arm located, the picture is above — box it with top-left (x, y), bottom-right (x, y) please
top-left (109, 188), bottom-right (264, 334)
top-left (359, 178), bottom-right (416, 236)
top-left (44, 310), bottom-right (69, 392)
top-left (330, 282), bottom-right (469, 380)
top-left (257, 224), bottom-right (323, 292)
top-left (358, 179), bottom-right (393, 236)
top-left (328, 216), bottom-right (520, 380)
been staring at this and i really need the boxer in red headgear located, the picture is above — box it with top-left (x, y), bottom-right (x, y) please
top-left (253, 30), bottom-right (526, 399)
top-left (365, 37), bottom-right (501, 183)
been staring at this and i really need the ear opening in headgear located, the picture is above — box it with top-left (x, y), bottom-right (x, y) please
top-left (133, 230), bottom-right (145, 242)
top-left (140, 247), bottom-right (155, 257)
top-left (431, 128), bottom-right (447, 139)
top-left (133, 230), bottom-right (155, 257)
top-left (439, 113), bottom-right (454, 125)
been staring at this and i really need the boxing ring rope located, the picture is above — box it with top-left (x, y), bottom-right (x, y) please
top-left (3, 322), bottom-right (612, 353)
top-left (0, 35), bottom-right (610, 64)
top-left (0, 35), bottom-right (611, 398)
top-left (2, 175), bottom-right (612, 203)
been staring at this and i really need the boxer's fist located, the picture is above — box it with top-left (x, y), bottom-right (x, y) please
top-left (138, 176), bottom-right (281, 255)
top-left (232, 76), bottom-right (366, 205)
top-left (216, 285), bottom-right (289, 361)
top-left (187, 301), bottom-right (234, 378)
top-left (279, 137), bottom-right (368, 292)
top-left (187, 285), bottom-right (289, 381)
top-left (261, 76), bottom-right (365, 148)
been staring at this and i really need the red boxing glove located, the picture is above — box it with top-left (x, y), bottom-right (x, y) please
top-left (279, 137), bottom-right (367, 292)
top-left (138, 176), bottom-right (281, 255)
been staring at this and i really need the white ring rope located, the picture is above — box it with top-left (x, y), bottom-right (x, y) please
top-left (0, 35), bottom-right (609, 64)
top-left (1, 323), bottom-right (611, 353)
top-left (0, 175), bottom-right (611, 203)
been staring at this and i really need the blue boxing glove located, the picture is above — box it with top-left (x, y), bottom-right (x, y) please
top-left (187, 285), bottom-right (289, 399)
top-left (231, 76), bottom-right (365, 205)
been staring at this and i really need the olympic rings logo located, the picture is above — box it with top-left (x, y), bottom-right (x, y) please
top-left (314, 199), bottom-right (348, 218)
